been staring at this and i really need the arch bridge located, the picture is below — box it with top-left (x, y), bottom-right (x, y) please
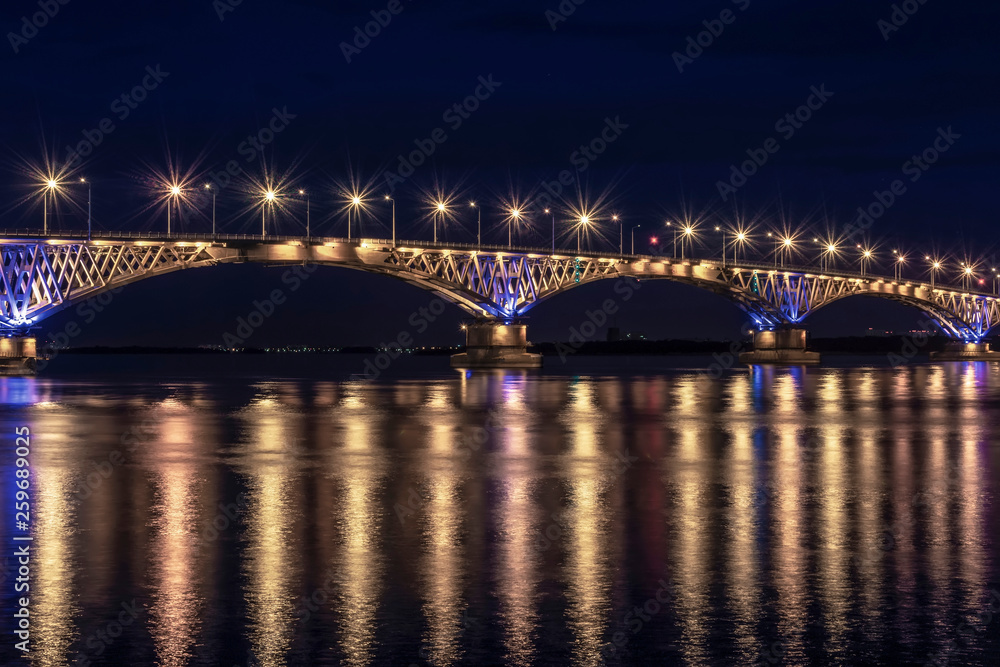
top-left (1, 230), bottom-right (997, 368)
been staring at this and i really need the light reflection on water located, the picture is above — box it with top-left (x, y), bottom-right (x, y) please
top-left (0, 360), bottom-right (997, 666)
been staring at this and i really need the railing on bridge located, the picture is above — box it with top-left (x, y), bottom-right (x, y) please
top-left (0, 228), bottom-right (995, 299)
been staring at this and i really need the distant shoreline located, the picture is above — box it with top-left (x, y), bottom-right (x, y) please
top-left (50, 335), bottom-right (970, 357)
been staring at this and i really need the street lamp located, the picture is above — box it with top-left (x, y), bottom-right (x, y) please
top-left (509, 209), bottom-right (520, 248)
top-left (205, 184), bottom-right (216, 236)
top-left (926, 256), bottom-right (941, 290)
top-left (613, 214), bottom-right (621, 256)
top-left (42, 178), bottom-right (59, 234)
top-left (715, 225), bottom-right (726, 266)
top-left (545, 208), bottom-right (554, 253)
top-left (299, 190), bottom-right (310, 238)
top-left (962, 263), bottom-right (974, 291)
top-left (434, 201), bottom-right (446, 243)
top-left (168, 184), bottom-right (183, 234)
top-left (859, 246), bottom-right (873, 277)
top-left (262, 189), bottom-right (276, 236)
top-left (386, 195), bottom-right (396, 246)
top-left (578, 215), bottom-right (590, 253)
top-left (681, 225), bottom-right (694, 260)
top-left (80, 178), bottom-right (91, 241)
top-left (631, 224), bottom-right (641, 255)
top-left (349, 195), bottom-right (363, 240)
top-left (781, 237), bottom-right (793, 268)
top-left (734, 231), bottom-right (747, 265)
top-left (666, 222), bottom-right (677, 259)
top-left (891, 249), bottom-right (906, 280)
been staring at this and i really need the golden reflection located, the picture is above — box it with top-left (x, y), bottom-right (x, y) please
top-left (723, 419), bottom-right (760, 663)
top-left (328, 386), bottom-right (386, 666)
top-left (771, 421), bottom-right (807, 663)
top-left (30, 413), bottom-right (78, 667)
top-left (420, 396), bottom-right (465, 666)
top-left (496, 470), bottom-right (538, 665)
top-left (816, 423), bottom-right (849, 654)
top-left (239, 389), bottom-right (303, 667)
top-left (670, 423), bottom-right (711, 666)
top-left (146, 406), bottom-right (209, 667)
top-left (563, 471), bottom-right (611, 667)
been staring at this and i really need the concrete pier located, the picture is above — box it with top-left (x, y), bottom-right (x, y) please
top-left (0, 337), bottom-right (37, 376)
top-left (739, 327), bottom-right (820, 365)
top-left (929, 341), bottom-right (1000, 361)
top-left (451, 321), bottom-right (543, 370)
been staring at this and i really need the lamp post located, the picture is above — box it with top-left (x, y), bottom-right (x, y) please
top-left (631, 224), bottom-right (640, 255)
top-left (387, 195), bottom-right (396, 246)
top-left (349, 196), bottom-right (363, 240)
top-left (205, 184), bottom-right (216, 236)
top-left (859, 246), bottom-right (873, 277)
top-left (80, 178), bottom-right (91, 241)
top-left (614, 215), bottom-right (621, 255)
top-left (926, 257), bottom-right (940, 290)
top-left (262, 190), bottom-right (278, 236)
top-left (962, 264), bottom-right (974, 291)
top-left (715, 226), bottom-right (725, 266)
top-left (666, 222), bottom-right (677, 259)
top-left (299, 190), bottom-right (310, 238)
top-left (168, 185), bottom-right (183, 235)
top-left (681, 226), bottom-right (693, 260)
top-left (578, 215), bottom-right (589, 253)
top-left (734, 231), bottom-right (746, 265)
top-left (545, 208), bottom-right (554, 253)
top-left (509, 209), bottom-right (520, 249)
top-left (891, 249), bottom-right (906, 280)
top-left (42, 179), bottom-right (60, 234)
top-left (434, 202), bottom-right (446, 243)
top-left (469, 202), bottom-right (479, 248)
top-left (781, 238), bottom-right (793, 268)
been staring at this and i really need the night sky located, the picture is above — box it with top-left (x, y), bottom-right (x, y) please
top-left (2, 0), bottom-right (998, 347)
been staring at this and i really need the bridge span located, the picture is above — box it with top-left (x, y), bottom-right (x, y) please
top-left (1, 229), bottom-right (998, 372)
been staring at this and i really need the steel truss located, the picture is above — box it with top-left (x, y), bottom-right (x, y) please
top-left (1, 236), bottom-right (998, 340)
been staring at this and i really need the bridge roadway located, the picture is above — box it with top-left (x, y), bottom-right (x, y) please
top-left (0, 229), bottom-right (998, 368)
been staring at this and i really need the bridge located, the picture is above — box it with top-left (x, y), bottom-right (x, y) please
top-left (1, 229), bottom-right (997, 372)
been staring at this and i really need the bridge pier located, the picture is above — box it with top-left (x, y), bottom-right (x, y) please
top-left (0, 336), bottom-right (37, 376)
top-left (929, 341), bottom-right (1000, 361)
top-left (739, 327), bottom-right (820, 365)
top-left (450, 320), bottom-right (543, 370)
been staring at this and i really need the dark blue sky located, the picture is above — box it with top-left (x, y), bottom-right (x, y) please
top-left (3, 0), bottom-right (999, 346)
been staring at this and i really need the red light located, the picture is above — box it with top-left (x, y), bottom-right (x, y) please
top-left (650, 236), bottom-right (658, 244)
top-left (979, 279), bottom-right (985, 284)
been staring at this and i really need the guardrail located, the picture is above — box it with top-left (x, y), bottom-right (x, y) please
top-left (0, 228), bottom-right (993, 298)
